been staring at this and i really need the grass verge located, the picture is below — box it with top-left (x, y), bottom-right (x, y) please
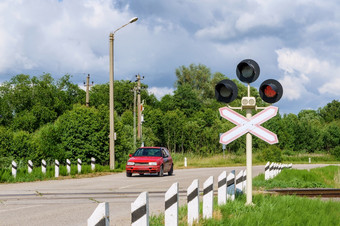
top-left (172, 152), bottom-right (338, 169)
top-left (0, 165), bottom-right (122, 183)
top-left (253, 165), bottom-right (340, 189)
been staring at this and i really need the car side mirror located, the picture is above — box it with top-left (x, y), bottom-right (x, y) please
top-left (129, 154), bottom-right (132, 157)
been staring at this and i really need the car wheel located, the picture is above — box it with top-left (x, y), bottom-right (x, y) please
top-left (168, 164), bottom-right (173, 176)
top-left (158, 165), bottom-right (164, 177)
top-left (126, 172), bottom-right (132, 177)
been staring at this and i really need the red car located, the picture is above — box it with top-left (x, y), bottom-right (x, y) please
top-left (126, 147), bottom-right (173, 177)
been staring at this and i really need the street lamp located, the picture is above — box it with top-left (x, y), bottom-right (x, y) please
top-left (109, 17), bottom-right (138, 170)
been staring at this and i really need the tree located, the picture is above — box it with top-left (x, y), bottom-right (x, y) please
top-left (175, 64), bottom-right (213, 100)
top-left (318, 100), bottom-right (340, 123)
top-left (173, 84), bottom-right (202, 116)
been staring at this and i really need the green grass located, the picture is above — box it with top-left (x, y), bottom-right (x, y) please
top-left (0, 165), bottom-right (122, 183)
top-left (253, 165), bottom-right (340, 189)
top-left (150, 195), bottom-right (340, 226)
top-left (172, 152), bottom-right (338, 169)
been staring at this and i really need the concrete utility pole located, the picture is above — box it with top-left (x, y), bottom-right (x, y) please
top-left (84, 74), bottom-right (93, 107)
top-left (133, 86), bottom-right (137, 151)
top-left (109, 17), bottom-right (138, 170)
top-left (136, 74), bottom-right (144, 140)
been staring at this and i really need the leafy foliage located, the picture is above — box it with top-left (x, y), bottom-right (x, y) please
top-left (0, 64), bottom-right (339, 168)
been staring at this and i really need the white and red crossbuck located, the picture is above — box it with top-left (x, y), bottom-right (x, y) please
top-left (219, 106), bottom-right (278, 145)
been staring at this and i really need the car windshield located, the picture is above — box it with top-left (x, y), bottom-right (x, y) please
top-left (133, 148), bottom-right (162, 157)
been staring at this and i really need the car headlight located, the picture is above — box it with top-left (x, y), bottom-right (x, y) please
top-left (127, 162), bottom-right (135, 166)
top-left (149, 162), bottom-right (157, 166)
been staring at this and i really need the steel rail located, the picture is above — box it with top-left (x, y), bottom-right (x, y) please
top-left (267, 188), bottom-right (340, 197)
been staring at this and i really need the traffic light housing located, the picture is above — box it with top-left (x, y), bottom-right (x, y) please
top-left (259, 79), bottom-right (283, 103)
top-left (215, 79), bottom-right (238, 103)
top-left (236, 59), bottom-right (260, 83)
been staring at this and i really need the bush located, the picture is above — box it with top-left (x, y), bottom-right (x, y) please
top-left (331, 146), bottom-right (340, 160)
top-left (260, 145), bottom-right (282, 162)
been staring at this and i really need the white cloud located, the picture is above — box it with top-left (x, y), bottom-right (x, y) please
top-left (0, 0), bottom-right (340, 114)
top-left (148, 87), bottom-right (174, 100)
top-left (319, 78), bottom-right (340, 95)
top-left (276, 48), bottom-right (340, 99)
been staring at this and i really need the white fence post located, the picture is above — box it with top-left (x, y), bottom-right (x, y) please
top-left (165, 182), bottom-right (179, 226)
top-left (203, 176), bottom-right (214, 219)
top-left (227, 170), bottom-right (235, 201)
top-left (279, 163), bottom-right (282, 174)
top-left (91, 157), bottom-right (96, 171)
top-left (87, 202), bottom-right (110, 226)
top-left (242, 170), bottom-right (247, 193)
top-left (218, 171), bottom-right (227, 205)
top-left (235, 170), bottom-right (243, 195)
top-left (184, 157), bottom-right (187, 167)
top-left (12, 161), bottom-right (17, 178)
top-left (28, 160), bottom-right (33, 174)
top-left (77, 158), bottom-right (82, 174)
top-left (55, 160), bottom-right (59, 178)
top-left (269, 163), bottom-right (274, 179)
top-left (187, 179), bottom-right (199, 225)
top-left (66, 159), bottom-right (71, 175)
top-left (265, 162), bottom-right (270, 180)
top-left (42, 159), bottom-right (46, 174)
top-left (131, 191), bottom-right (149, 226)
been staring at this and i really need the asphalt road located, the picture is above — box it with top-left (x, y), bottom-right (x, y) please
top-left (0, 164), bottom-right (338, 226)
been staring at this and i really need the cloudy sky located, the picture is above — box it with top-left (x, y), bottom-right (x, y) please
top-left (0, 0), bottom-right (339, 114)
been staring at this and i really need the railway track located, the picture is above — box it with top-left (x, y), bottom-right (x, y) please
top-left (267, 188), bottom-right (340, 197)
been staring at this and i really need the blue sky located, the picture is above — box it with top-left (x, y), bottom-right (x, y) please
top-left (0, 0), bottom-right (339, 114)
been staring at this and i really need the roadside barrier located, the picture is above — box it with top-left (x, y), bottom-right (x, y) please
top-left (227, 170), bottom-right (235, 201)
top-left (77, 158), bottom-right (82, 173)
top-left (187, 179), bottom-right (199, 225)
top-left (28, 160), bottom-right (33, 174)
top-left (265, 162), bottom-right (292, 180)
top-left (242, 170), bottom-right (247, 193)
top-left (66, 159), bottom-right (71, 174)
top-left (165, 182), bottom-right (179, 226)
top-left (87, 202), bottom-right (109, 226)
top-left (265, 162), bottom-right (270, 180)
top-left (91, 157), bottom-right (96, 171)
top-left (236, 170), bottom-right (243, 194)
top-left (131, 191), bottom-right (149, 226)
top-left (9, 158), bottom-right (98, 178)
top-left (203, 176), bottom-right (214, 219)
top-left (11, 161), bottom-right (17, 178)
top-left (218, 171), bottom-right (227, 205)
top-left (55, 160), bottom-right (59, 178)
top-left (86, 169), bottom-right (245, 226)
top-left (42, 159), bottom-right (46, 174)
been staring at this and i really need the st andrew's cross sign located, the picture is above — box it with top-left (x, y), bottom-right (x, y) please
top-left (219, 106), bottom-right (278, 145)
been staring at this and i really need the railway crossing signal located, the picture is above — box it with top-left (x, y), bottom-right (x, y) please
top-left (219, 106), bottom-right (278, 145)
top-left (259, 79), bottom-right (283, 104)
top-left (215, 79), bottom-right (238, 103)
top-left (215, 59), bottom-right (283, 205)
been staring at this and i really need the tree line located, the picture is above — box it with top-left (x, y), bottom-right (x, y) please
top-left (0, 64), bottom-right (339, 168)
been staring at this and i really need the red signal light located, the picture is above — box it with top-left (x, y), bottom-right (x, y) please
top-left (259, 79), bottom-right (283, 104)
top-left (263, 85), bottom-right (277, 98)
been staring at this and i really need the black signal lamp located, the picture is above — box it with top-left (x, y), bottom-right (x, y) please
top-left (259, 79), bottom-right (283, 103)
top-left (215, 79), bottom-right (238, 103)
top-left (236, 59), bottom-right (260, 83)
